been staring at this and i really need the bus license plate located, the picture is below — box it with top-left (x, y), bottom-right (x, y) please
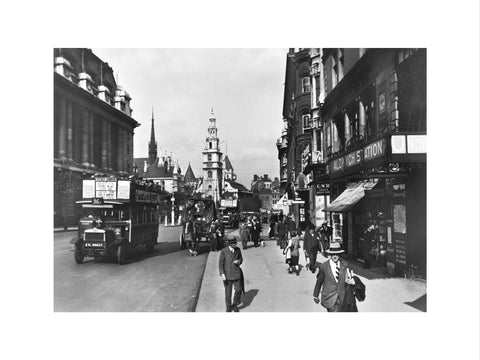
top-left (84, 242), bottom-right (103, 247)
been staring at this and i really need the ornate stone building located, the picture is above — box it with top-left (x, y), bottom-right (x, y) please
top-left (280, 48), bottom-right (426, 277)
top-left (54, 48), bottom-right (139, 228)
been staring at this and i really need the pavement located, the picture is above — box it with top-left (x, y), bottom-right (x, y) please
top-left (196, 225), bottom-right (427, 312)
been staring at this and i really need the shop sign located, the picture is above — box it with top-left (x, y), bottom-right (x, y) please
top-left (313, 165), bottom-right (327, 180)
top-left (332, 157), bottom-right (345, 172)
top-left (329, 138), bottom-right (387, 174)
top-left (315, 183), bottom-right (331, 195)
top-left (364, 138), bottom-right (387, 162)
top-left (345, 149), bottom-right (362, 167)
top-left (391, 135), bottom-right (407, 154)
top-left (407, 135), bottom-right (427, 154)
top-left (393, 237), bottom-right (407, 265)
top-left (391, 135), bottom-right (426, 154)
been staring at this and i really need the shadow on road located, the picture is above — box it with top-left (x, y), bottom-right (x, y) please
top-left (239, 289), bottom-right (259, 310)
top-left (405, 293), bottom-right (427, 312)
top-left (124, 242), bottom-right (212, 264)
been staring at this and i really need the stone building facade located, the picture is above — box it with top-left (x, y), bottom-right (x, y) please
top-left (54, 48), bottom-right (138, 228)
top-left (278, 48), bottom-right (426, 277)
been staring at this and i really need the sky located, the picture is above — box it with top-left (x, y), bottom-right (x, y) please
top-left (93, 48), bottom-right (287, 187)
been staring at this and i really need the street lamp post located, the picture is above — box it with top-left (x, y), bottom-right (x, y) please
top-left (171, 194), bottom-right (175, 226)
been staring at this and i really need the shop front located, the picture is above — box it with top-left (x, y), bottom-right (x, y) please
top-left (324, 133), bottom-right (426, 277)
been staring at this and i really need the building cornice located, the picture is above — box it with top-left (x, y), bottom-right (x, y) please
top-left (54, 73), bottom-right (139, 129)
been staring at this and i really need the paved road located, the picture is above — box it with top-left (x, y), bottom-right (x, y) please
top-left (54, 226), bottom-right (213, 312)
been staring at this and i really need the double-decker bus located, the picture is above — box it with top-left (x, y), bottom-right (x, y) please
top-left (73, 175), bottom-right (165, 265)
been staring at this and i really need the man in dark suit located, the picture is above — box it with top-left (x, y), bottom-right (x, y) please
top-left (303, 225), bottom-right (320, 273)
top-left (313, 242), bottom-right (354, 312)
top-left (219, 236), bottom-right (244, 312)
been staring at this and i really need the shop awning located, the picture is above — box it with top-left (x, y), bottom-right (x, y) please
top-left (323, 180), bottom-right (378, 212)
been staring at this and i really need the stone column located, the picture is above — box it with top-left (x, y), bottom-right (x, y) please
top-left (358, 99), bottom-right (366, 138)
top-left (57, 96), bottom-right (67, 159)
top-left (127, 131), bottom-right (133, 173)
top-left (101, 118), bottom-right (108, 169)
top-left (123, 128), bottom-right (128, 172)
top-left (344, 111), bottom-right (351, 146)
top-left (117, 126), bottom-right (124, 172)
top-left (66, 101), bottom-right (73, 161)
top-left (89, 112), bottom-right (94, 166)
top-left (106, 121), bottom-right (112, 170)
top-left (82, 108), bottom-right (89, 165)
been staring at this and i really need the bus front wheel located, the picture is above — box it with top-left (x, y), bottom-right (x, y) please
top-left (74, 245), bottom-right (84, 264)
top-left (117, 245), bottom-right (127, 265)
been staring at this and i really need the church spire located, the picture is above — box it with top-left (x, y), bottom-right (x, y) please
top-left (148, 106), bottom-right (157, 165)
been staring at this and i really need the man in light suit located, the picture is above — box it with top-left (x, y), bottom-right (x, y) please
top-left (219, 236), bottom-right (244, 312)
top-left (313, 242), bottom-right (354, 312)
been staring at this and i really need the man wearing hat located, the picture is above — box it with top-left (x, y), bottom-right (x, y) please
top-left (318, 220), bottom-right (332, 254)
top-left (219, 236), bottom-right (244, 312)
top-left (313, 242), bottom-right (354, 312)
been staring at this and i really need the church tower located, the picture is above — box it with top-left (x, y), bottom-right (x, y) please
top-left (148, 107), bottom-right (157, 165)
top-left (202, 108), bottom-right (223, 202)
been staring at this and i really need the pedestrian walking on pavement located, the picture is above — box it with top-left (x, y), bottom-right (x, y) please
top-left (303, 225), bottom-right (320, 273)
top-left (252, 216), bottom-right (261, 247)
top-left (189, 222), bottom-right (202, 256)
top-left (184, 220), bottom-right (194, 255)
top-left (247, 216), bottom-right (254, 245)
top-left (215, 219), bottom-right (225, 250)
top-left (239, 221), bottom-right (250, 250)
top-left (319, 221), bottom-right (333, 254)
top-left (312, 242), bottom-right (355, 312)
top-left (286, 215), bottom-right (296, 236)
top-left (277, 218), bottom-right (288, 249)
top-left (269, 218), bottom-right (276, 239)
top-left (219, 237), bottom-right (244, 312)
top-left (284, 230), bottom-right (301, 275)
top-left (208, 221), bottom-right (217, 252)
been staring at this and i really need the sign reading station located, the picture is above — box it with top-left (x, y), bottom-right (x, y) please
top-left (329, 138), bottom-right (387, 174)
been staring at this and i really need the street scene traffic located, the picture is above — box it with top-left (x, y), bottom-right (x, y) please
top-left (54, 48), bottom-right (427, 312)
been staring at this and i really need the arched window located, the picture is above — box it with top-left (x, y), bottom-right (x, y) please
top-left (302, 77), bottom-right (310, 93)
top-left (209, 142), bottom-right (212, 149)
top-left (207, 170), bottom-right (212, 178)
top-left (208, 154), bottom-right (212, 161)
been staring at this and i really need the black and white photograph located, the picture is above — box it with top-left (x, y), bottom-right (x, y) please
top-left (3, 1), bottom-right (479, 360)
top-left (53, 47), bottom-right (427, 313)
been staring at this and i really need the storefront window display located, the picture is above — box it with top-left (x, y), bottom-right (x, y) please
top-left (332, 213), bottom-right (343, 244)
